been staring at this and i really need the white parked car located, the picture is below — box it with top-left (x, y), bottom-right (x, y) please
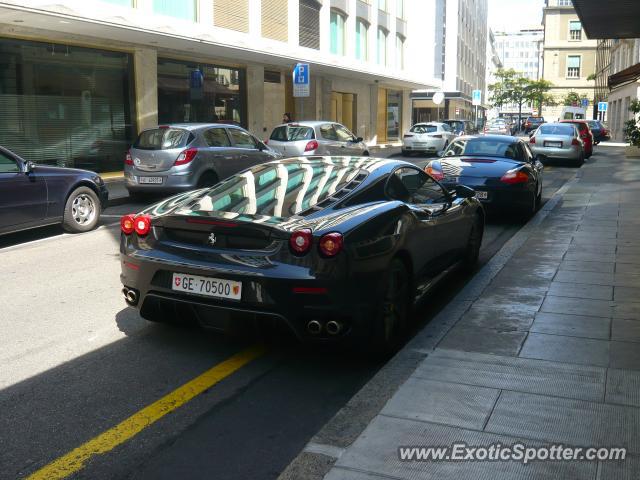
top-left (266, 121), bottom-right (369, 157)
top-left (402, 122), bottom-right (456, 156)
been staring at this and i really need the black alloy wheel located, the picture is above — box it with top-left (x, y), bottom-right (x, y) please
top-left (371, 259), bottom-right (410, 354)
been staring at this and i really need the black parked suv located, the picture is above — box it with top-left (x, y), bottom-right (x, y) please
top-left (524, 116), bottom-right (545, 134)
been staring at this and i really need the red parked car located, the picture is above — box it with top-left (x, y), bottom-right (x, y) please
top-left (560, 120), bottom-right (594, 158)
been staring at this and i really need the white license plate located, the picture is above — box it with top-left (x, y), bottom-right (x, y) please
top-left (172, 273), bottom-right (242, 300)
top-left (545, 142), bottom-right (562, 148)
top-left (475, 191), bottom-right (488, 200)
top-left (138, 176), bottom-right (164, 184)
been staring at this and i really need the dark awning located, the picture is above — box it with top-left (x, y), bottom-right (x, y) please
top-left (609, 63), bottom-right (640, 89)
top-left (572, 0), bottom-right (640, 39)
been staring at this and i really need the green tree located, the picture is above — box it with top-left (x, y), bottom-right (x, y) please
top-left (624, 99), bottom-right (640, 147)
top-left (489, 69), bottom-right (533, 130)
top-left (563, 91), bottom-right (588, 107)
top-left (527, 79), bottom-right (557, 116)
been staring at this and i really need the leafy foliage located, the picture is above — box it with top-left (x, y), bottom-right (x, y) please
top-left (624, 99), bottom-right (640, 147)
top-left (562, 91), bottom-right (589, 107)
top-left (489, 69), bottom-right (556, 119)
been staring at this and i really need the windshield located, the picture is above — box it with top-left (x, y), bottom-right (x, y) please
top-left (444, 121), bottom-right (463, 130)
top-left (270, 126), bottom-right (315, 142)
top-left (539, 125), bottom-right (575, 136)
top-left (134, 128), bottom-right (190, 150)
top-left (410, 125), bottom-right (438, 134)
top-left (443, 138), bottom-right (519, 158)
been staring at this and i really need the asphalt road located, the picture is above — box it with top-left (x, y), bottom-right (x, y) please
top-left (0, 153), bottom-right (577, 480)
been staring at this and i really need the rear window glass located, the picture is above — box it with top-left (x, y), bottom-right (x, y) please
top-left (444, 138), bottom-right (518, 158)
top-left (540, 125), bottom-right (575, 136)
top-left (410, 125), bottom-right (438, 134)
top-left (444, 121), bottom-right (463, 130)
top-left (270, 126), bottom-right (315, 142)
top-left (134, 128), bottom-right (190, 150)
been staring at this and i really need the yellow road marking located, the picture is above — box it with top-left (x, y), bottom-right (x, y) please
top-left (26, 346), bottom-right (265, 480)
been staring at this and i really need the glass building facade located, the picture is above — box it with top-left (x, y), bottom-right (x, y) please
top-left (0, 38), bottom-right (135, 173)
top-left (157, 58), bottom-right (247, 127)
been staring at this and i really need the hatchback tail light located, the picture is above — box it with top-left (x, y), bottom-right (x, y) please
top-left (134, 214), bottom-right (152, 236)
top-left (120, 214), bottom-right (135, 235)
top-left (425, 161), bottom-right (445, 181)
top-left (572, 138), bottom-right (581, 146)
top-left (500, 169), bottom-right (530, 185)
top-left (319, 232), bottom-right (343, 257)
top-left (529, 136), bottom-right (536, 145)
top-left (305, 140), bottom-right (319, 152)
top-left (125, 150), bottom-right (133, 166)
top-left (290, 229), bottom-right (313, 255)
top-left (175, 147), bottom-right (198, 166)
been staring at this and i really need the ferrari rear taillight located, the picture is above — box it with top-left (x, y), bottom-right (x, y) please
top-left (500, 169), bottom-right (530, 185)
top-left (175, 147), bottom-right (198, 166)
top-left (304, 140), bottom-right (319, 152)
top-left (319, 233), bottom-right (343, 257)
top-left (290, 229), bottom-right (313, 255)
top-left (125, 149), bottom-right (133, 166)
top-left (425, 161), bottom-right (444, 181)
top-left (120, 214), bottom-right (135, 235)
top-left (134, 215), bottom-right (152, 236)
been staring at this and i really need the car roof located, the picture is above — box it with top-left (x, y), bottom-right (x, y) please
top-left (460, 134), bottom-right (519, 142)
top-left (273, 121), bottom-right (339, 129)
top-left (412, 122), bottom-right (444, 126)
top-left (152, 123), bottom-right (242, 131)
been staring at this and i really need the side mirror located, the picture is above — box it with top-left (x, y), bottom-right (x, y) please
top-left (25, 161), bottom-right (35, 173)
top-left (352, 137), bottom-right (363, 143)
top-left (437, 150), bottom-right (445, 157)
top-left (453, 184), bottom-right (475, 199)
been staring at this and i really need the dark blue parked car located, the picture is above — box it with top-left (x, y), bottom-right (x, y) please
top-left (0, 146), bottom-right (108, 236)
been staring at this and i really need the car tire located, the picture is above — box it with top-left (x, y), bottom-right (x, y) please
top-left (401, 149), bottom-right (410, 157)
top-left (536, 187), bottom-right (542, 210)
top-left (370, 258), bottom-right (410, 355)
top-left (197, 171), bottom-right (219, 189)
top-left (62, 186), bottom-right (101, 233)
top-left (363, 150), bottom-right (370, 156)
top-left (575, 153), bottom-right (585, 167)
top-left (462, 214), bottom-right (483, 272)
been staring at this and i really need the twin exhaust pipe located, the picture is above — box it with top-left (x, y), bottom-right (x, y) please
top-left (307, 319), bottom-right (343, 336)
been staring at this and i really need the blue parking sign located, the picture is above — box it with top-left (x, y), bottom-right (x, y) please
top-left (581, 98), bottom-right (589, 108)
top-left (598, 102), bottom-right (608, 112)
top-left (293, 63), bottom-right (310, 97)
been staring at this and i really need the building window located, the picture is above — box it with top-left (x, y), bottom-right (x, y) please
top-left (355, 19), bottom-right (369, 61)
top-left (557, 0), bottom-right (572, 5)
top-left (299, 0), bottom-right (321, 50)
top-left (0, 38), bottom-right (135, 173)
top-left (262, 0), bottom-right (288, 42)
top-left (330, 10), bottom-right (347, 55)
top-left (567, 55), bottom-right (581, 78)
top-left (396, 35), bottom-right (405, 69)
top-left (215, 0), bottom-right (249, 32)
top-left (157, 58), bottom-right (246, 128)
top-left (377, 0), bottom-right (387, 11)
top-left (396, 0), bottom-right (404, 18)
top-left (377, 28), bottom-right (388, 65)
top-left (153, 0), bottom-right (196, 21)
top-left (569, 20), bottom-right (582, 41)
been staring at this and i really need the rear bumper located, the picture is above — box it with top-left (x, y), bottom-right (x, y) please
top-left (531, 145), bottom-right (582, 160)
top-left (124, 167), bottom-right (198, 193)
top-left (442, 181), bottom-right (534, 210)
top-left (119, 250), bottom-right (380, 343)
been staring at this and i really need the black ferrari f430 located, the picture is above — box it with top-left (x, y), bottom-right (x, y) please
top-left (120, 157), bottom-right (484, 351)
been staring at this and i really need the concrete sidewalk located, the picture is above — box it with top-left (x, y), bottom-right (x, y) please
top-left (295, 146), bottom-right (640, 479)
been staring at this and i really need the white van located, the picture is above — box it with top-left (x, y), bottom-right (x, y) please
top-left (560, 106), bottom-right (587, 120)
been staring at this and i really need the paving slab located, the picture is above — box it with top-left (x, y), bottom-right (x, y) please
top-left (563, 251), bottom-right (616, 263)
top-left (609, 342), bottom-right (640, 371)
top-left (519, 333), bottom-right (610, 367)
top-left (458, 306), bottom-right (535, 332)
top-left (553, 270), bottom-right (615, 286)
top-left (331, 416), bottom-right (597, 480)
top-left (530, 312), bottom-right (610, 340)
top-left (485, 391), bottom-right (640, 454)
top-left (559, 260), bottom-right (616, 274)
top-left (540, 296), bottom-right (613, 318)
top-left (380, 378), bottom-right (499, 430)
top-left (612, 320), bottom-right (640, 343)
top-left (614, 264), bottom-right (640, 275)
top-left (597, 455), bottom-right (640, 480)
top-left (606, 369), bottom-right (640, 408)
top-left (437, 326), bottom-right (527, 357)
top-left (547, 282), bottom-right (613, 301)
top-left (415, 349), bottom-right (605, 402)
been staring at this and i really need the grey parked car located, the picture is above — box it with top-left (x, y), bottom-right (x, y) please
top-left (529, 123), bottom-right (584, 166)
top-left (266, 121), bottom-right (369, 157)
top-left (125, 123), bottom-right (282, 194)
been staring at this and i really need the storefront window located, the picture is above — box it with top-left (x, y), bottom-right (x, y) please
top-left (0, 38), bottom-right (135, 172)
top-left (157, 59), bottom-right (247, 128)
top-left (386, 90), bottom-right (402, 141)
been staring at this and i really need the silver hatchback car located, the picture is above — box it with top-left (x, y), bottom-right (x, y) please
top-left (125, 123), bottom-right (282, 194)
top-left (529, 123), bottom-right (584, 166)
top-left (266, 121), bottom-right (369, 157)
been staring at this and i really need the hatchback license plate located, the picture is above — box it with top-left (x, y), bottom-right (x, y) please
top-left (475, 191), bottom-right (488, 200)
top-left (544, 141), bottom-right (562, 148)
top-left (172, 273), bottom-right (242, 300)
top-left (138, 176), bottom-right (163, 184)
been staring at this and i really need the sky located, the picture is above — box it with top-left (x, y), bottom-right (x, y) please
top-left (488, 0), bottom-right (546, 33)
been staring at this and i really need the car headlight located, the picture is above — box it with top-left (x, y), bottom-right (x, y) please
top-left (93, 175), bottom-right (105, 185)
